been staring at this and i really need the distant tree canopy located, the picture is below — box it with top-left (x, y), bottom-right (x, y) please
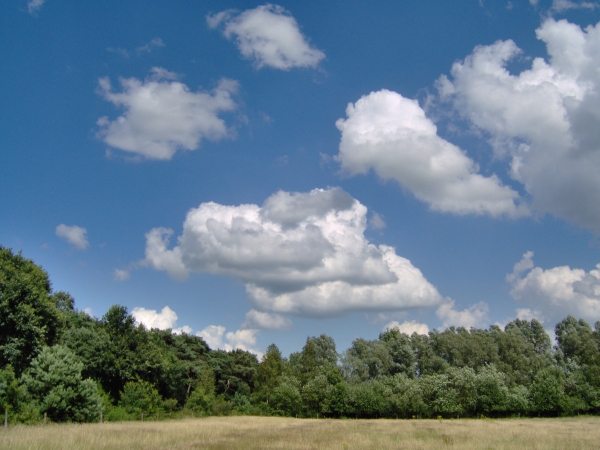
top-left (1, 244), bottom-right (600, 423)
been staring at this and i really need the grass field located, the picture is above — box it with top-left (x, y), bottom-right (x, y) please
top-left (1, 416), bottom-right (599, 449)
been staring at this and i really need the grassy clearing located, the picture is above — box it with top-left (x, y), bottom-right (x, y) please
top-left (1, 416), bottom-right (599, 449)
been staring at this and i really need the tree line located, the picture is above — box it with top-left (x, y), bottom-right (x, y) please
top-left (1, 246), bottom-right (599, 424)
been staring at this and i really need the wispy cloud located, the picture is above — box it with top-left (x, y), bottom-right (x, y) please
top-left (27, 0), bottom-right (46, 15)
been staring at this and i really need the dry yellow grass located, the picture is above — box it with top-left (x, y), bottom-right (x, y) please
top-left (1, 416), bottom-right (599, 449)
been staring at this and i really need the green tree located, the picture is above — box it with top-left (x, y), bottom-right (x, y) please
top-left (530, 368), bottom-right (564, 416)
top-left (271, 376), bottom-right (303, 417)
top-left (302, 374), bottom-right (333, 416)
top-left (21, 345), bottom-right (102, 422)
top-left (185, 364), bottom-right (216, 414)
top-left (254, 344), bottom-right (289, 404)
top-left (475, 365), bottom-right (509, 416)
top-left (119, 380), bottom-right (163, 417)
top-left (379, 328), bottom-right (417, 377)
top-left (0, 247), bottom-right (61, 375)
top-left (295, 335), bottom-right (338, 384)
top-left (0, 365), bottom-right (23, 427)
top-left (385, 373), bottom-right (425, 418)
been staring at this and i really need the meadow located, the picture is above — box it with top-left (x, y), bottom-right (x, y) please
top-left (1, 416), bottom-right (599, 450)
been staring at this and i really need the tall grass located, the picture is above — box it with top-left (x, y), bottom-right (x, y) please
top-left (1, 416), bottom-right (599, 449)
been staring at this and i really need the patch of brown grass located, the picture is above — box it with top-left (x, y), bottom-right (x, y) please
top-left (1, 416), bottom-right (599, 449)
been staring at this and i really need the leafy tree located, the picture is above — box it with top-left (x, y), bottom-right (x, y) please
top-left (21, 345), bottom-right (102, 422)
top-left (346, 379), bottom-right (389, 418)
top-left (530, 368), bottom-right (564, 416)
top-left (341, 338), bottom-right (391, 382)
top-left (475, 365), bottom-right (509, 415)
top-left (302, 374), bottom-right (333, 416)
top-left (379, 328), bottom-right (417, 377)
top-left (0, 365), bottom-right (23, 426)
top-left (325, 381), bottom-right (349, 418)
top-left (208, 349), bottom-right (258, 400)
top-left (254, 344), bottom-right (289, 404)
top-left (0, 247), bottom-right (61, 375)
top-left (446, 367), bottom-right (477, 417)
top-left (119, 380), bottom-right (163, 417)
top-left (185, 364), bottom-right (216, 414)
top-left (295, 335), bottom-right (338, 384)
top-left (271, 376), bottom-right (303, 417)
top-left (411, 333), bottom-right (447, 376)
top-left (385, 373), bottom-right (425, 418)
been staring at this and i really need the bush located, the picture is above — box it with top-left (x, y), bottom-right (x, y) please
top-left (119, 381), bottom-right (163, 417)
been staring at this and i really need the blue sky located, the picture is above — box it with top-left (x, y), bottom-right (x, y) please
top-left (2, 0), bottom-right (600, 357)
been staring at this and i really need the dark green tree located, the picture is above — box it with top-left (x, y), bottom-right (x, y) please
top-left (0, 247), bottom-right (61, 375)
top-left (21, 345), bottom-right (102, 422)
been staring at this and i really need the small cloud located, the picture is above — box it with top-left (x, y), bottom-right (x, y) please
top-left (113, 269), bottom-right (130, 281)
top-left (172, 325), bottom-right (193, 335)
top-left (551, 0), bottom-right (598, 11)
top-left (383, 320), bottom-right (429, 335)
top-left (83, 307), bottom-right (94, 317)
top-left (107, 47), bottom-right (130, 58)
top-left (369, 212), bottom-right (386, 230)
top-left (137, 37), bottom-right (165, 54)
top-left (436, 299), bottom-right (489, 329)
top-left (207, 4), bottom-right (325, 70)
top-left (56, 224), bottom-right (89, 250)
top-left (27, 0), bottom-right (45, 15)
top-left (132, 305), bottom-right (180, 330)
top-left (197, 324), bottom-right (263, 357)
top-left (274, 155), bottom-right (289, 166)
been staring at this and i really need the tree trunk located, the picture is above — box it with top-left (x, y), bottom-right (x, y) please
top-left (4, 408), bottom-right (7, 429)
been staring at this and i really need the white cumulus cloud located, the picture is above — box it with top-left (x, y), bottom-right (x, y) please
top-left (143, 187), bottom-right (444, 317)
top-left (508, 251), bottom-right (600, 324)
top-left (438, 18), bottom-right (600, 233)
top-left (55, 224), bottom-right (89, 250)
top-left (196, 325), bottom-right (262, 357)
top-left (436, 299), bottom-right (489, 329)
top-left (383, 320), bottom-right (429, 335)
top-left (335, 90), bottom-right (527, 218)
top-left (207, 4), bottom-right (325, 70)
top-left (131, 306), bottom-right (179, 330)
top-left (97, 68), bottom-right (238, 160)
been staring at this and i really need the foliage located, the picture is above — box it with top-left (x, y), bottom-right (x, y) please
top-left (0, 247), bottom-right (61, 375)
top-left (3, 246), bottom-right (600, 424)
top-left (21, 345), bottom-right (102, 422)
top-left (119, 380), bottom-right (163, 417)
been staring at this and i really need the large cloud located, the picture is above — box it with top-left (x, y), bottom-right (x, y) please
top-left (335, 90), bottom-right (527, 218)
top-left (97, 68), bottom-right (238, 160)
top-left (207, 4), bottom-right (325, 70)
top-left (143, 187), bottom-right (443, 317)
top-left (508, 251), bottom-right (600, 324)
top-left (438, 19), bottom-right (600, 233)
